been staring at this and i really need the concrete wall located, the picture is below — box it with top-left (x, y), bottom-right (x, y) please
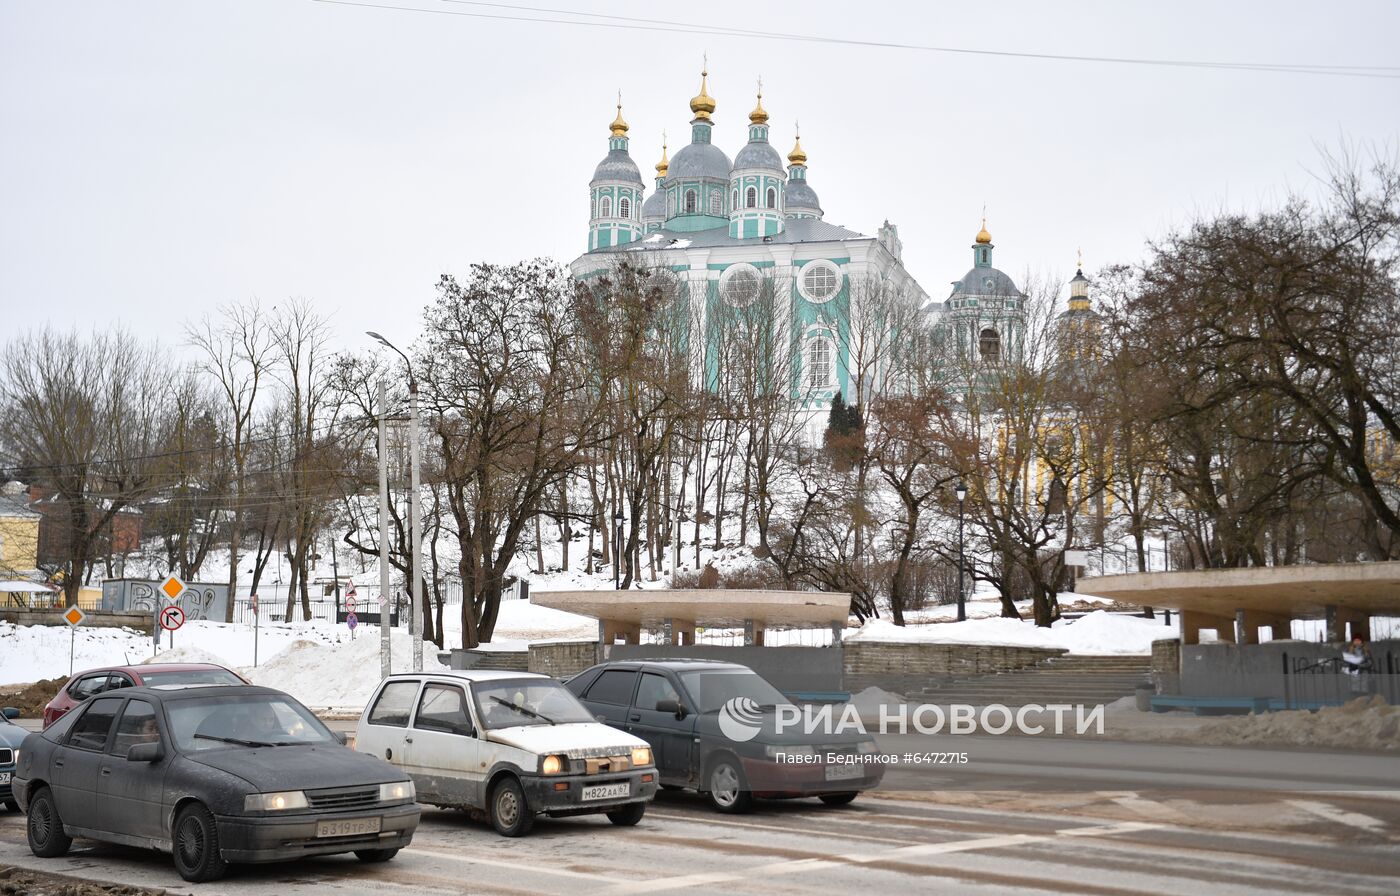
top-left (0, 608), bottom-right (153, 633)
top-left (843, 642), bottom-right (1066, 695)
top-left (1179, 640), bottom-right (1400, 700)
top-left (447, 649), bottom-right (529, 673)
top-left (605, 644), bottom-right (845, 693)
top-left (1151, 639), bottom-right (1181, 694)
top-left (529, 641), bottom-right (599, 679)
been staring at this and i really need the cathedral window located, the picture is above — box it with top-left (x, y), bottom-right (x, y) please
top-left (720, 264), bottom-right (761, 307)
top-left (732, 189), bottom-right (738, 210)
top-left (600, 196), bottom-right (612, 218)
top-left (684, 189), bottom-right (697, 214)
top-left (806, 334), bottom-right (833, 389)
top-left (798, 260), bottom-right (841, 304)
top-left (710, 190), bottom-right (723, 215)
top-left (745, 186), bottom-right (757, 208)
top-left (619, 197), bottom-right (631, 219)
top-left (979, 328), bottom-right (1002, 363)
top-left (766, 187), bottom-right (777, 209)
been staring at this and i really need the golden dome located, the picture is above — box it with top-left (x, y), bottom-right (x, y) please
top-left (655, 137), bottom-right (669, 177)
top-left (609, 94), bottom-right (628, 137)
top-left (750, 79), bottom-right (768, 124)
top-left (787, 125), bottom-right (807, 166)
top-left (690, 68), bottom-right (716, 121)
top-left (975, 217), bottom-right (992, 244)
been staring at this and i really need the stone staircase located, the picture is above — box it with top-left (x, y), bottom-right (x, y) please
top-left (908, 654), bottom-right (1152, 707)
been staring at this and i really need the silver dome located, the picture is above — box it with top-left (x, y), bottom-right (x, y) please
top-left (640, 189), bottom-right (666, 221)
top-left (591, 150), bottom-right (643, 185)
top-left (667, 141), bottom-right (732, 180)
top-left (950, 266), bottom-right (1024, 298)
top-left (785, 179), bottom-right (822, 214)
top-left (732, 140), bottom-right (784, 171)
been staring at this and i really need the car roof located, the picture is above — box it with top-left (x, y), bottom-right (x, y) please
top-left (383, 669), bottom-right (549, 683)
top-left (69, 663), bottom-right (233, 678)
top-left (590, 659), bottom-right (752, 672)
top-left (116, 684), bottom-right (287, 702)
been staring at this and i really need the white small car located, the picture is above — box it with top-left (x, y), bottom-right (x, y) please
top-left (355, 671), bottom-right (657, 836)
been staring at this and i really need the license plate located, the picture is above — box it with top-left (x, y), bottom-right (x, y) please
top-left (0, 772), bottom-right (9, 784)
top-left (824, 763), bottom-right (864, 782)
top-left (316, 817), bottom-right (382, 838)
top-left (581, 782), bottom-right (630, 801)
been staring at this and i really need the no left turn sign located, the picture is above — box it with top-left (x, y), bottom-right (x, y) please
top-left (160, 605), bottom-right (186, 631)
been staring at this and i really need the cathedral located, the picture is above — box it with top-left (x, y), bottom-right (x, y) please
top-left (569, 69), bottom-right (1040, 433)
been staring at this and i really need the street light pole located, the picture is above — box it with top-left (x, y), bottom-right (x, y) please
top-left (376, 378), bottom-right (392, 678)
top-left (955, 483), bottom-right (967, 622)
top-left (369, 331), bottom-right (423, 672)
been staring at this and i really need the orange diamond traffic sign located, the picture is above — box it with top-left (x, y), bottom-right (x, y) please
top-left (159, 575), bottom-right (186, 601)
top-left (62, 606), bottom-right (86, 627)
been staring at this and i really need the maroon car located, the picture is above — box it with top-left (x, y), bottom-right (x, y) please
top-left (42, 664), bottom-right (246, 729)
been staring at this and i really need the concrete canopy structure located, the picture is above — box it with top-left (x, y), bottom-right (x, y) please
top-left (1080, 561), bottom-right (1400, 644)
top-left (532, 589), bottom-right (850, 646)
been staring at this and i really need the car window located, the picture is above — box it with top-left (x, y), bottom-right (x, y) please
top-left (111, 699), bottom-right (160, 757)
top-left (168, 694), bottom-right (333, 750)
top-left (367, 680), bottom-right (421, 727)
top-left (69, 673), bottom-right (110, 701)
top-left (413, 684), bottom-right (474, 736)
top-left (584, 669), bottom-right (638, 706)
top-left (677, 670), bottom-right (791, 714)
top-left (138, 669), bottom-right (242, 686)
top-left (107, 673), bottom-right (134, 691)
top-left (635, 672), bottom-right (680, 711)
top-left (67, 696), bottom-right (124, 751)
top-left (471, 679), bottom-right (598, 729)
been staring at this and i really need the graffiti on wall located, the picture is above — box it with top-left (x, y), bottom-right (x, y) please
top-left (101, 579), bottom-right (229, 620)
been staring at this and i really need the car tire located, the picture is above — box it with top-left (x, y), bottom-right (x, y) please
top-left (172, 802), bottom-right (229, 882)
top-left (26, 787), bottom-right (72, 858)
top-left (606, 802), bottom-right (646, 826)
top-left (489, 776), bottom-right (534, 837)
top-left (819, 792), bottom-right (859, 806)
top-left (704, 756), bottom-right (753, 814)
top-left (354, 848), bottom-right (400, 863)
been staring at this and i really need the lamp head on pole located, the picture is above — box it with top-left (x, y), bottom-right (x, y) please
top-left (955, 483), bottom-right (967, 503)
top-left (613, 512), bottom-right (625, 524)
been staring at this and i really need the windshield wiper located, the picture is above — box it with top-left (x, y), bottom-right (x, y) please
top-left (490, 696), bottom-right (556, 725)
top-left (193, 733), bottom-right (284, 748)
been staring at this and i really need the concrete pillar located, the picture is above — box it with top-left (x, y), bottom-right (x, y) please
top-left (602, 619), bottom-right (641, 645)
top-left (672, 618), bottom-right (696, 646)
top-left (1240, 609), bottom-right (1293, 644)
top-left (1181, 610), bottom-right (1237, 645)
top-left (743, 619), bottom-right (765, 646)
top-left (1325, 606), bottom-right (1371, 642)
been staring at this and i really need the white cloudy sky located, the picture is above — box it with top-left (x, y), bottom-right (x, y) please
top-left (3, 1), bottom-right (1398, 352)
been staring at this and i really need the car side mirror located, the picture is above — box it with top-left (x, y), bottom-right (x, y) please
top-left (126, 742), bottom-right (164, 763)
top-left (2, 707), bottom-right (19, 720)
top-left (656, 699), bottom-right (688, 720)
top-left (332, 731), bottom-right (349, 745)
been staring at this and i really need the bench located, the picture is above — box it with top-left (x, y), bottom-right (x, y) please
top-left (1149, 695), bottom-right (1271, 715)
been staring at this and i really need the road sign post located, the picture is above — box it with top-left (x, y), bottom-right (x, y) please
top-left (347, 611), bottom-right (359, 639)
top-left (62, 606), bottom-right (86, 675)
top-left (160, 604), bottom-right (186, 650)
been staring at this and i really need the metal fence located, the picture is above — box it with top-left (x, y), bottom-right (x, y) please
top-left (1281, 649), bottom-right (1399, 709)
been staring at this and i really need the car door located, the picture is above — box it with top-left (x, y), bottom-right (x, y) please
top-left (51, 696), bottom-right (123, 827)
top-left (97, 697), bottom-right (168, 842)
top-left (580, 668), bottom-right (637, 729)
top-left (357, 679), bottom-right (422, 768)
top-left (629, 671), bottom-right (695, 783)
top-left (405, 681), bottom-right (485, 809)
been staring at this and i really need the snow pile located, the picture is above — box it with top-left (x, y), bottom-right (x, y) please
top-left (140, 645), bottom-right (237, 668)
top-left (0, 621), bottom-right (153, 683)
top-left (847, 686), bottom-right (908, 723)
top-left (240, 629), bottom-right (451, 711)
top-left (460, 599), bottom-right (595, 652)
top-left (846, 610), bottom-right (1168, 655)
top-left (1190, 696), bottom-right (1400, 752)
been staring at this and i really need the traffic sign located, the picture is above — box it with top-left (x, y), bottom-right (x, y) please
top-left (346, 611), bottom-right (358, 631)
top-left (159, 605), bottom-right (186, 632)
top-left (251, 593), bottom-right (260, 615)
top-left (158, 575), bottom-right (186, 602)
top-left (62, 606), bottom-right (86, 627)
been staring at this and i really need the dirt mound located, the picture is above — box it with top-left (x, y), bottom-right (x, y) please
top-left (1194, 695), bottom-right (1400, 751)
top-left (0, 678), bottom-right (64, 720)
top-left (0, 864), bottom-right (173, 896)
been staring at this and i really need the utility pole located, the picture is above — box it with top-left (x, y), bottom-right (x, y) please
top-left (376, 378), bottom-right (392, 679)
top-left (408, 377), bottom-right (424, 672)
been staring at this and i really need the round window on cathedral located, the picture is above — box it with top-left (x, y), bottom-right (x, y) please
top-left (720, 264), bottom-right (762, 307)
top-left (798, 260), bottom-right (841, 304)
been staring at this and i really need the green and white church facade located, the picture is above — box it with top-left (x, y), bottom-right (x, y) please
top-left (571, 69), bottom-right (1026, 435)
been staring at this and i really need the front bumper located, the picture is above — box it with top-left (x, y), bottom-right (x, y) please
top-left (216, 802), bottom-right (420, 863)
top-left (521, 768), bottom-right (657, 817)
top-left (0, 766), bottom-right (13, 803)
top-left (740, 756), bottom-right (885, 797)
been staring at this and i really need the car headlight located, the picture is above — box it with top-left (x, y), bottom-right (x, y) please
top-left (244, 790), bottom-right (308, 812)
top-left (858, 741), bottom-right (879, 754)
top-left (540, 754), bottom-right (567, 775)
top-left (764, 744), bottom-right (816, 759)
top-left (630, 747), bottom-right (652, 768)
top-left (378, 781), bottom-right (414, 803)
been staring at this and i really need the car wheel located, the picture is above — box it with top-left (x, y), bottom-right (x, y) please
top-left (489, 777), bottom-right (534, 837)
top-left (26, 787), bottom-right (72, 858)
top-left (354, 848), bottom-right (400, 863)
top-left (704, 756), bottom-right (753, 814)
top-left (819, 792), bottom-right (859, 806)
top-left (172, 802), bottom-right (229, 882)
top-left (606, 802), bottom-right (646, 826)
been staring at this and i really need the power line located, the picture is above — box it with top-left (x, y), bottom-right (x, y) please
top-left (309, 0), bottom-right (1400, 80)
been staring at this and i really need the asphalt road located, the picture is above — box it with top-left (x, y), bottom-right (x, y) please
top-left (2, 784), bottom-right (1399, 895)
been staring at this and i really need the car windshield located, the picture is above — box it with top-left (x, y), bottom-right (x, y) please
top-left (677, 670), bottom-right (792, 714)
top-left (471, 679), bottom-right (597, 729)
top-left (167, 694), bottom-right (335, 750)
top-left (139, 669), bottom-right (242, 687)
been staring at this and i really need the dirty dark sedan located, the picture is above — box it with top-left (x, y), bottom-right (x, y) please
top-left (12, 684), bottom-right (419, 882)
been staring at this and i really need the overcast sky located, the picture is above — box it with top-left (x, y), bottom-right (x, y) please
top-left (3, 1), bottom-right (1398, 354)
